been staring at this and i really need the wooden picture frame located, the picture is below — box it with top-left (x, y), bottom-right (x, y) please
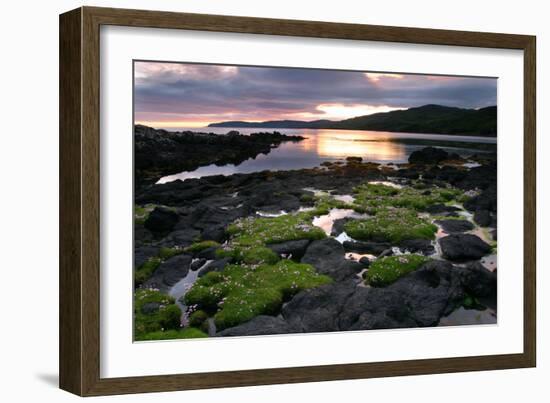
top-left (59, 6), bottom-right (536, 396)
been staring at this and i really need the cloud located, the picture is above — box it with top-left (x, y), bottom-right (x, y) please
top-left (134, 61), bottom-right (497, 127)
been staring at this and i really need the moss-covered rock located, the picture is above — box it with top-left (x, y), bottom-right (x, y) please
top-left (134, 289), bottom-right (181, 338)
top-left (135, 257), bottom-right (162, 286)
top-left (136, 327), bottom-right (208, 341)
top-left (158, 246), bottom-right (185, 260)
top-left (184, 240), bottom-right (221, 254)
top-left (185, 260), bottom-right (332, 330)
top-left (365, 254), bottom-right (431, 287)
top-left (344, 208), bottom-right (437, 243)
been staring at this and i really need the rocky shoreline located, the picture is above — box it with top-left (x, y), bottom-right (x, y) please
top-left (133, 129), bottom-right (497, 341)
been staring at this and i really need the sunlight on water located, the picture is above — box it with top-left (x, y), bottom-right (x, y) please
top-left (157, 127), bottom-right (496, 184)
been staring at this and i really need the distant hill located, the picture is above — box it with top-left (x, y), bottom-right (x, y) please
top-left (209, 104), bottom-right (497, 136)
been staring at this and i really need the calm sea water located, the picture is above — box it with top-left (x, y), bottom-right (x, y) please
top-left (157, 127), bottom-right (496, 184)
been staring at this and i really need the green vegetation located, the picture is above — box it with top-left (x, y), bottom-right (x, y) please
top-left (216, 246), bottom-right (280, 265)
top-left (351, 183), bottom-right (462, 214)
top-left (134, 204), bottom-right (156, 225)
top-left (137, 327), bottom-right (208, 341)
top-left (158, 246), bottom-right (184, 260)
top-left (344, 208), bottom-right (437, 243)
top-left (185, 260), bottom-right (332, 330)
top-left (365, 254), bottom-right (431, 287)
top-left (135, 257), bottom-right (162, 286)
top-left (134, 289), bottom-right (181, 339)
top-left (184, 240), bottom-right (221, 254)
top-left (227, 213), bottom-right (326, 246)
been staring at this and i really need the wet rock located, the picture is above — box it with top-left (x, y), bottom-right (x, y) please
top-left (435, 219), bottom-right (475, 234)
top-left (198, 258), bottom-right (231, 277)
top-left (134, 245), bottom-right (160, 269)
top-left (190, 258), bottom-right (207, 271)
top-left (378, 248), bottom-right (394, 258)
top-left (359, 256), bottom-right (371, 267)
top-left (464, 184), bottom-right (497, 211)
top-left (217, 315), bottom-right (296, 337)
top-left (142, 254), bottom-right (192, 291)
top-left (196, 246), bottom-right (220, 260)
top-left (425, 204), bottom-right (461, 216)
top-left (343, 240), bottom-right (390, 255)
top-left (144, 207), bottom-right (179, 234)
top-left (457, 262), bottom-right (497, 298)
top-left (439, 234), bottom-right (491, 261)
top-left (331, 217), bottom-right (353, 236)
top-left (267, 239), bottom-right (311, 260)
top-left (301, 239), bottom-right (363, 281)
top-left (409, 147), bottom-right (449, 165)
top-left (399, 239), bottom-right (435, 255)
top-left (282, 281), bottom-right (357, 332)
top-left (473, 209), bottom-right (495, 227)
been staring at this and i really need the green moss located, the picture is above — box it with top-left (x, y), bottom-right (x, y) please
top-left (134, 204), bottom-right (156, 225)
top-left (188, 309), bottom-right (209, 328)
top-left (365, 254), bottom-right (430, 287)
top-left (136, 327), bottom-right (208, 341)
top-left (135, 257), bottom-right (162, 286)
top-left (351, 183), bottom-right (463, 214)
top-left (227, 213), bottom-right (326, 246)
top-left (184, 240), bottom-right (221, 254)
top-left (158, 246), bottom-right (184, 260)
top-left (185, 260), bottom-right (332, 330)
top-left (344, 208), bottom-right (437, 243)
top-left (217, 246), bottom-right (280, 265)
top-left (134, 289), bottom-right (181, 338)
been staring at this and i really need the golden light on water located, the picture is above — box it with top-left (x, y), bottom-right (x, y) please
top-left (311, 130), bottom-right (407, 161)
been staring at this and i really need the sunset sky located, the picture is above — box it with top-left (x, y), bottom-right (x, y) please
top-left (134, 61), bottom-right (497, 129)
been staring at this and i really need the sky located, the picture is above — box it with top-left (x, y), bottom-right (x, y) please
top-left (134, 61), bottom-right (497, 129)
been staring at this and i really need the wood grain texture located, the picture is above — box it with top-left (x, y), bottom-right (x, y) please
top-left (59, 6), bottom-right (537, 396)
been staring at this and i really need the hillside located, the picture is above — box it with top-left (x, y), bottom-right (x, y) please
top-left (209, 104), bottom-right (497, 136)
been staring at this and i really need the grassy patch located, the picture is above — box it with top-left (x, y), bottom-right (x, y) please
top-left (185, 260), bottom-right (332, 330)
top-left (184, 240), bottom-right (221, 254)
top-left (134, 289), bottom-right (181, 338)
top-left (351, 183), bottom-right (463, 214)
top-left (216, 246), bottom-right (280, 265)
top-left (135, 257), bottom-right (162, 286)
top-left (344, 208), bottom-right (437, 243)
top-left (227, 213), bottom-right (326, 246)
top-left (158, 246), bottom-right (184, 260)
top-left (134, 204), bottom-right (156, 225)
top-left (365, 254), bottom-right (431, 287)
top-left (136, 327), bottom-right (208, 341)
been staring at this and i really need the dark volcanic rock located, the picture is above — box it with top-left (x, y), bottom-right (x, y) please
top-left (457, 262), bottom-right (497, 297)
top-left (408, 147), bottom-right (449, 165)
top-left (217, 315), bottom-right (296, 337)
top-left (473, 209), bottom-right (496, 227)
top-left (439, 234), bottom-right (492, 261)
top-left (331, 217), bottom-right (353, 236)
top-left (196, 246), bottom-right (220, 260)
top-left (343, 240), bottom-right (390, 255)
top-left (399, 239), bottom-right (435, 255)
top-left (267, 239), bottom-right (311, 259)
top-left (425, 203), bottom-right (461, 216)
top-left (301, 239), bottom-right (363, 281)
top-left (144, 207), bottom-right (179, 234)
top-left (358, 256), bottom-right (371, 267)
top-left (435, 219), bottom-right (475, 234)
top-left (282, 281), bottom-right (357, 332)
top-left (142, 254), bottom-right (192, 291)
top-left (198, 258), bottom-right (231, 277)
top-left (134, 245), bottom-right (160, 269)
top-left (190, 258), bottom-right (207, 271)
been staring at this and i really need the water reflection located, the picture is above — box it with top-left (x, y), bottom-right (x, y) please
top-left (157, 127), bottom-right (496, 184)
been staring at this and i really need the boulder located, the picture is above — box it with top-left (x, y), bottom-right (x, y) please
top-left (190, 258), bottom-right (207, 271)
top-left (425, 204), bottom-right (461, 216)
top-left (134, 245), bottom-right (160, 269)
top-left (142, 254), bottom-right (192, 291)
top-left (435, 219), bottom-right (475, 234)
top-left (282, 281), bottom-right (357, 332)
top-left (399, 239), bottom-right (435, 255)
top-left (473, 209), bottom-right (495, 227)
top-left (217, 315), bottom-right (296, 337)
top-left (301, 239), bottom-right (363, 281)
top-left (343, 240), bottom-right (390, 255)
top-left (198, 258), bottom-right (231, 277)
top-left (457, 261), bottom-right (497, 297)
top-left (408, 147), bottom-right (449, 165)
top-left (439, 234), bottom-right (492, 261)
top-left (267, 239), bottom-right (311, 260)
top-left (144, 207), bottom-right (179, 234)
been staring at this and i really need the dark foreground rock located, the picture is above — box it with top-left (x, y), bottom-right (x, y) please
top-left (267, 239), bottom-right (311, 259)
top-left (142, 254), bottom-right (192, 291)
top-left (435, 219), bottom-right (475, 234)
top-left (399, 239), bottom-right (435, 255)
top-left (217, 315), bottom-right (297, 337)
top-left (144, 207), bottom-right (179, 234)
top-left (343, 240), bottom-right (390, 255)
top-left (457, 262), bottom-right (497, 297)
top-left (439, 234), bottom-right (492, 261)
top-left (301, 239), bottom-right (363, 282)
top-left (408, 147), bottom-right (449, 165)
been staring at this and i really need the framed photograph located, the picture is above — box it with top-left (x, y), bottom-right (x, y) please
top-left (59, 6), bottom-right (536, 396)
